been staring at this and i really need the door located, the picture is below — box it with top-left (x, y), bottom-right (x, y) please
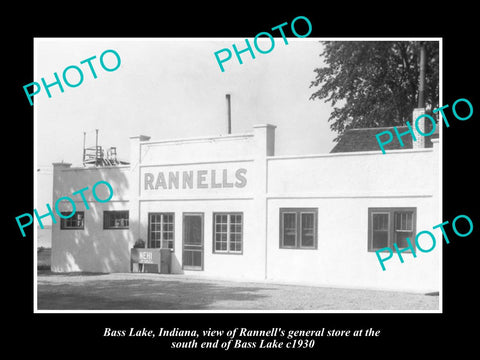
top-left (182, 213), bottom-right (204, 270)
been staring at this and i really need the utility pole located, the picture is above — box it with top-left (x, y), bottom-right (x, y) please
top-left (418, 42), bottom-right (426, 108)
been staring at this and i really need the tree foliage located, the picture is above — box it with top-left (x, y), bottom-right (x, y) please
top-left (309, 41), bottom-right (439, 141)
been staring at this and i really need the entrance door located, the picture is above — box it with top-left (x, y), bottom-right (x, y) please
top-left (182, 213), bottom-right (204, 270)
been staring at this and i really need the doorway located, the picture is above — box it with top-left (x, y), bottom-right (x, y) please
top-left (182, 213), bottom-right (204, 270)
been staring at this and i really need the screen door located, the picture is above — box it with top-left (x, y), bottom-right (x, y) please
top-left (182, 213), bottom-right (204, 270)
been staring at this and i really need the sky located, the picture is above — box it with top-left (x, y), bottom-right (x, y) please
top-left (34, 37), bottom-right (336, 221)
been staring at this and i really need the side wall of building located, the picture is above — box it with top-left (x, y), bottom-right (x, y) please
top-left (265, 145), bottom-right (440, 292)
top-left (51, 165), bottom-right (133, 273)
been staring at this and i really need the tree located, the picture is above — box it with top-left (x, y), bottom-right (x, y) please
top-left (309, 41), bottom-right (439, 141)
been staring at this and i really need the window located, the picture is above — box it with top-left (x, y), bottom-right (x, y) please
top-left (213, 213), bottom-right (243, 254)
top-left (60, 212), bottom-right (84, 230)
top-left (280, 208), bottom-right (318, 249)
top-left (148, 213), bottom-right (174, 249)
top-left (368, 208), bottom-right (416, 251)
top-left (103, 211), bottom-right (129, 229)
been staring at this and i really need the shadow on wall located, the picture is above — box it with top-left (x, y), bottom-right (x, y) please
top-left (51, 167), bottom-right (190, 274)
top-left (52, 167), bottom-right (134, 273)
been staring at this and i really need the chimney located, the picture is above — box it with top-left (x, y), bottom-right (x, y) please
top-left (412, 108), bottom-right (426, 149)
top-left (226, 94), bottom-right (231, 134)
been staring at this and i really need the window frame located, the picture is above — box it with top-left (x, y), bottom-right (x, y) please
top-left (103, 210), bottom-right (129, 230)
top-left (148, 212), bottom-right (175, 250)
top-left (279, 208), bottom-right (318, 250)
top-left (60, 211), bottom-right (85, 230)
top-left (212, 212), bottom-right (244, 255)
top-left (368, 207), bottom-right (417, 252)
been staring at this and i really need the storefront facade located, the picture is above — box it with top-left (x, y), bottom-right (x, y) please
top-left (51, 123), bottom-right (440, 293)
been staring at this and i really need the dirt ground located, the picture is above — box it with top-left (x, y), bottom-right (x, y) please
top-left (36, 271), bottom-right (439, 311)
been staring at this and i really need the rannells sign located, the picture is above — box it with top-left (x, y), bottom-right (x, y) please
top-left (143, 168), bottom-right (248, 191)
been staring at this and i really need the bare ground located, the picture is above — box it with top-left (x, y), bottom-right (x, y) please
top-left (36, 271), bottom-right (439, 311)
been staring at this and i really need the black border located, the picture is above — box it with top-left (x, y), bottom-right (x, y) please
top-left (8, 4), bottom-right (479, 355)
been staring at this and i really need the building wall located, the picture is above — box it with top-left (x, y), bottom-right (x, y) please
top-left (267, 149), bottom-right (435, 197)
top-left (266, 197), bottom-right (439, 292)
top-left (265, 147), bottom-right (440, 292)
top-left (51, 165), bottom-right (133, 273)
top-left (51, 125), bottom-right (440, 292)
top-left (140, 133), bottom-right (255, 165)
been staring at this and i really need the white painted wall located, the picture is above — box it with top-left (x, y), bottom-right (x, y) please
top-left (265, 146), bottom-right (440, 293)
top-left (140, 134), bottom-right (255, 165)
top-left (51, 125), bottom-right (441, 293)
top-left (51, 200), bottom-right (133, 273)
top-left (266, 197), bottom-right (439, 293)
top-left (51, 165), bottom-right (133, 272)
top-left (267, 149), bottom-right (435, 197)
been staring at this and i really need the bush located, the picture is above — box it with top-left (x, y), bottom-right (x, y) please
top-left (133, 239), bottom-right (145, 248)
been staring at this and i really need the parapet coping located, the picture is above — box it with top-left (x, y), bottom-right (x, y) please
top-left (142, 133), bottom-right (254, 146)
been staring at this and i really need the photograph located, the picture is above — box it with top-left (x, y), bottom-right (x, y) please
top-left (8, 7), bottom-right (478, 353)
top-left (33, 38), bottom-right (441, 312)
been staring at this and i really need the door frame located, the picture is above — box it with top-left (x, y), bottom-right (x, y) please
top-left (182, 212), bottom-right (204, 271)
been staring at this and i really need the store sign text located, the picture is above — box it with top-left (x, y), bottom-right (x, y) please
top-left (144, 168), bottom-right (247, 190)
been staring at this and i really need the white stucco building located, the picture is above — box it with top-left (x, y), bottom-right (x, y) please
top-left (51, 121), bottom-right (441, 293)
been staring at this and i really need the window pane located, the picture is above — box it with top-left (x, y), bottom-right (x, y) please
top-left (233, 242), bottom-right (242, 252)
top-left (231, 215), bottom-right (241, 224)
top-left (283, 213), bottom-right (296, 246)
top-left (372, 231), bottom-right (389, 249)
top-left (62, 211), bottom-right (84, 229)
top-left (301, 213), bottom-right (315, 247)
top-left (104, 211), bottom-right (128, 229)
top-left (395, 232), bottom-right (412, 249)
top-left (393, 211), bottom-right (414, 248)
top-left (395, 212), bottom-right (413, 231)
top-left (373, 213), bottom-right (389, 231)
